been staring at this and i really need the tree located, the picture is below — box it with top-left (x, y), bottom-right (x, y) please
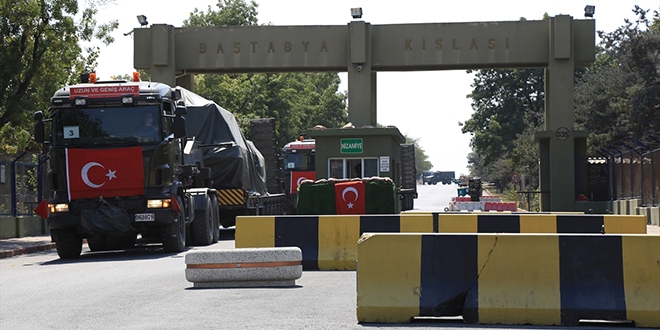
top-left (461, 68), bottom-right (545, 167)
top-left (184, 0), bottom-right (347, 148)
top-left (405, 136), bottom-right (432, 176)
top-left (0, 0), bottom-right (117, 154)
top-left (575, 6), bottom-right (660, 153)
top-left (186, 0), bottom-right (258, 27)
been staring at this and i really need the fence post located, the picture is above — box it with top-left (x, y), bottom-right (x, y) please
top-left (608, 146), bottom-right (624, 199)
top-left (597, 149), bottom-right (615, 201)
top-left (37, 154), bottom-right (48, 202)
top-left (10, 151), bottom-right (28, 217)
top-left (647, 134), bottom-right (660, 206)
top-left (629, 138), bottom-right (653, 206)
top-left (621, 141), bottom-right (643, 201)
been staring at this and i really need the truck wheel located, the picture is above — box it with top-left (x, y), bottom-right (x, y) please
top-left (54, 228), bottom-right (82, 259)
top-left (87, 233), bottom-right (108, 252)
top-left (192, 194), bottom-right (213, 246)
top-left (162, 195), bottom-right (186, 252)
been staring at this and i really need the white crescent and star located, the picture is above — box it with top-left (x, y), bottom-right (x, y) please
top-left (81, 162), bottom-right (117, 188)
top-left (341, 187), bottom-right (359, 209)
top-left (296, 176), bottom-right (307, 187)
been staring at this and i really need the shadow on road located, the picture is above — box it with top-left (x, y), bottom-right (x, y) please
top-left (41, 227), bottom-right (236, 265)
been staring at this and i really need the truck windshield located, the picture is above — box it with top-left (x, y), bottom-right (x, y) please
top-left (283, 153), bottom-right (315, 171)
top-left (52, 105), bottom-right (162, 147)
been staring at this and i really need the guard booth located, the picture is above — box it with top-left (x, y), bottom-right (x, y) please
top-left (307, 126), bottom-right (407, 212)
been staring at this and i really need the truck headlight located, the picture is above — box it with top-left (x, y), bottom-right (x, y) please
top-left (49, 203), bottom-right (69, 213)
top-left (147, 199), bottom-right (171, 209)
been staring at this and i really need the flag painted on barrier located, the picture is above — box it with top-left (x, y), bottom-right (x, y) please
top-left (335, 181), bottom-right (365, 214)
top-left (290, 171), bottom-right (316, 194)
top-left (66, 147), bottom-right (144, 200)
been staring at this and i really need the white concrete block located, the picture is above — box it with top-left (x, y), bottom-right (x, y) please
top-left (185, 247), bottom-right (303, 288)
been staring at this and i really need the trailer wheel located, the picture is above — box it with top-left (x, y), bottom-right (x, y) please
top-left (162, 195), bottom-right (186, 252)
top-left (54, 228), bottom-right (82, 259)
top-left (192, 194), bottom-right (213, 246)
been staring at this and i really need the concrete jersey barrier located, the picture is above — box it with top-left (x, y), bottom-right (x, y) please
top-left (356, 233), bottom-right (660, 328)
top-left (236, 214), bottom-right (647, 271)
top-left (433, 213), bottom-right (647, 234)
top-left (236, 214), bottom-right (434, 270)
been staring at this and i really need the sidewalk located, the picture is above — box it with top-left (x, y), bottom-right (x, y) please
top-left (0, 235), bottom-right (55, 259)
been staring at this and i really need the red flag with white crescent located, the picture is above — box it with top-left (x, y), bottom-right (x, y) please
top-left (334, 181), bottom-right (365, 214)
top-left (290, 171), bottom-right (316, 194)
top-left (66, 147), bottom-right (144, 200)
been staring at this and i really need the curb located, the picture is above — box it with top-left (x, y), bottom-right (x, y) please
top-left (0, 243), bottom-right (57, 259)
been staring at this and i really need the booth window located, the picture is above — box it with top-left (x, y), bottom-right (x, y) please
top-left (328, 158), bottom-right (378, 179)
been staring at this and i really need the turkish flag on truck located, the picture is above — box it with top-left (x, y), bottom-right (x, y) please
top-left (334, 180), bottom-right (366, 214)
top-left (66, 147), bottom-right (144, 200)
top-left (290, 171), bottom-right (316, 194)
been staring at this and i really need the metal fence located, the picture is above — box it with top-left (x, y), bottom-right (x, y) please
top-left (598, 135), bottom-right (660, 206)
top-left (0, 152), bottom-right (44, 216)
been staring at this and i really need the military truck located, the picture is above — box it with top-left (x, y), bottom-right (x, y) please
top-left (280, 138), bottom-right (316, 214)
top-left (423, 171), bottom-right (455, 185)
top-left (33, 73), bottom-right (283, 258)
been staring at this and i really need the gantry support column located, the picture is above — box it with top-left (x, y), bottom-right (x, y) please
top-left (536, 15), bottom-right (587, 211)
top-left (347, 21), bottom-right (377, 127)
top-left (148, 24), bottom-right (177, 87)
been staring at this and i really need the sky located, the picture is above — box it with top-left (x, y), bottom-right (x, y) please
top-left (92, 0), bottom-right (659, 176)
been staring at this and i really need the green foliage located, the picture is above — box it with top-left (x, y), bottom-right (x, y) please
top-left (185, 0), bottom-right (259, 27)
top-left (0, 0), bottom-right (118, 155)
top-left (185, 0), bottom-right (348, 148)
top-left (462, 68), bottom-right (545, 167)
top-left (575, 6), bottom-right (660, 153)
top-left (405, 136), bottom-right (433, 175)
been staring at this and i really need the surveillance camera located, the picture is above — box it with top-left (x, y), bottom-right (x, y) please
top-left (356, 65), bottom-right (363, 72)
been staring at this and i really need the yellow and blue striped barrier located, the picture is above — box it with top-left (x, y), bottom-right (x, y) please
top-left (236, 213), bottom-right (647, 270)
top-left (433, 213), bottom-right (647, 234)
top-left (236, 214), bottom-right (434, 270)
top-left (356, 233), bottom-right (660, 327)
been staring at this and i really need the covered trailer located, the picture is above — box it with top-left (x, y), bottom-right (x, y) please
top-left (180, 88), bottom-right (285, 227)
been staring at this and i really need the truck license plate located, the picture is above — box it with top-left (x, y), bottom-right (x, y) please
top-left (135, 213), bottom-right (155, 222)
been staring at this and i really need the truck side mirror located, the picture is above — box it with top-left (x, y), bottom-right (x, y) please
top-left (171, 88), bottom-right (182, 101)
top-left (173, 106), bottom-right (187, 139)
top-left (33, 111), bottom-right (44, 144)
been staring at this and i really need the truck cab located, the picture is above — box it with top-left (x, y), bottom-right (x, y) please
top-left (281, 138), bottom-right (316, 213)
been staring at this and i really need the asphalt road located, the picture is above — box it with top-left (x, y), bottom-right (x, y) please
top-left (0, 183), bottom-right (643, 329)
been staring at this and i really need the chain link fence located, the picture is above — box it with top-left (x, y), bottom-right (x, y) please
top-left (0, 152), bottom-right (43, 216)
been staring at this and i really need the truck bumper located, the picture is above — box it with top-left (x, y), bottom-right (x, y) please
top-left (48, 208), bottom-right (177, 231)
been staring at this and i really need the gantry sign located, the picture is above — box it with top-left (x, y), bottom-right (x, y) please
top-left (134, 16), bottom-right (595, 211)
